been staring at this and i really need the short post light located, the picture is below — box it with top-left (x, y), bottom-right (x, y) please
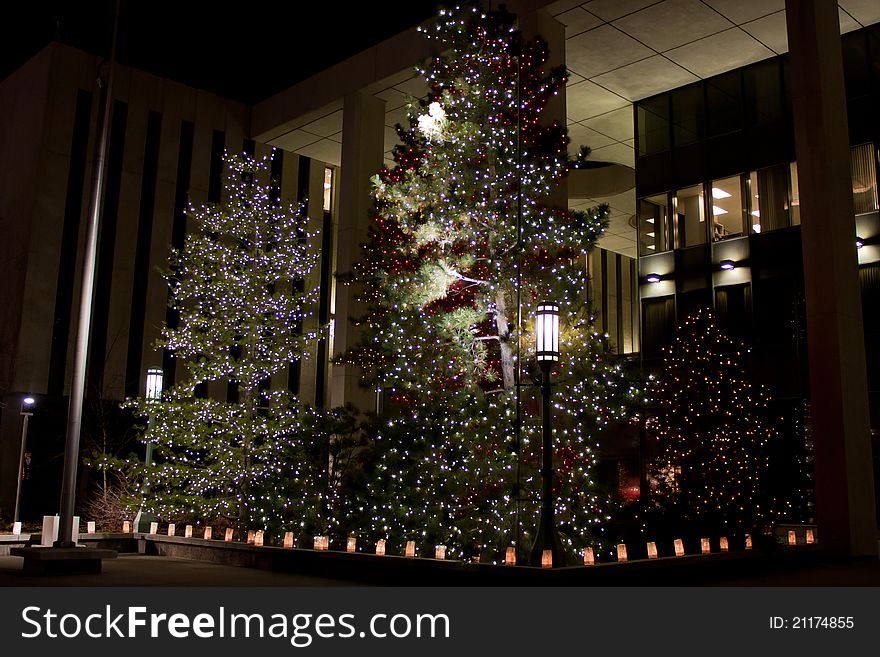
top-left (530, 302), bottom-right (566, 567)
top-left (135, 368), bottom-right (162, 533)
top-left (13, 396), bottom-right (36, 533)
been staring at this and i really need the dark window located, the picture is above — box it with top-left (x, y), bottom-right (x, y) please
top-left (744, 59), bottom-right (783, 127)
top-left (637, 95), bottom-right (669, 157)
top-left (289, 155), bottom-right (311, 395)
top-left (48, 89), bottom-right (93, 397)
top-left (869, 24), bottom-right (880, 88)
top-left (600, 249), bottom-right (609, 333)
top-left (715, 283), bottom-right (752, 340)
top-left (642, 296), bottom-right (675, 359)
top-left (671, 84), bottom-right (705, 147)
top-left (208, 129), bottom-right (225, 203)
top-left (677, 288), bottom-right (712, 322)
top-left (842, 31), bottom-right (871, 99)
top-left (861, 265), bottom-right (880, 392)
top-left (162, 120), bottom-right (195, 389)
top-left (88, 100), bottom-right (128, 397)
top-left (706, 69), bottom-right (742, 137)
top-left (753, 276), bottom-right (804, 397)
top-left (124, 110), bottom-right (163, 399)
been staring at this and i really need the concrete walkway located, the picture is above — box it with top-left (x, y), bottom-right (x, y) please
top-left (0, 554), bottom-right (358, 587)
top-left (1, 551), bottom-right (879, 586)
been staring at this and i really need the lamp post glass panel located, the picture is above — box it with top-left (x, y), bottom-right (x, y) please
top-left (135, 368), bottom-right (162, 532)
top-left (530, 302), bottom-right (566, 567)
top-left (13, 396), bottom-right (35, 525)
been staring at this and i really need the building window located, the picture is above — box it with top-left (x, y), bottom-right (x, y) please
top-left (638, 193), bottom-right (671, 256)
top-left (642, 295), bottom-right (675, 359)
top-left (674, 184), bottom-right (706, 247)
top-left (706, 69), bottom-right (742, 138)
top-left (711, 174), bottom-right (746, 241)
top-left (743, 58), bottom-right (783, 127)
top-left (851, 143), bottom-right (878, 215)
top-left (789, 162), bottom-right (801, 226)
top-left (322, 166), bottom-right (333, 212)
top-left (748, 164), bottom-right (790, 234)
top-left (715, 283), bottom-right (752, 340)
top-left (672, 84), bottom-right (705, 147)
top-left (637, 95), bottom-right (669, 156)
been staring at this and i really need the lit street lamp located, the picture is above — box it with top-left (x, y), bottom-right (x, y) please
top-left (12, 396), bottom-right (35, 534)
top-left (530, 302), bottom-right (566, 567)
top-left (134, 367), bottom-right (162, 533)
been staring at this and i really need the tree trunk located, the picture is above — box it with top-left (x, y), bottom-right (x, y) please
top-left (495, 289), bottom-right (516, 390)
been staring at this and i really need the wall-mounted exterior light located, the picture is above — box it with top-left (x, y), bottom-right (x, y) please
top-left (856, 237), bottom-right (864, 249)
top-left (720, 259), bottom-right (735, 270)
top-left (645, 273), bottom-right (661, 283)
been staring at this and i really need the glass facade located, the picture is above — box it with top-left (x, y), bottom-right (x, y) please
top-left (852, 143), bottom-right (879, 215)
top-left (711, 174), bottom-right (745, 241)
top-left (322, 166), bottom-right (333, 212)
top-left (638, 193), bottom-right (670, 256)
top-left (637, 144), bottom-right (877, 253)
top-left (748, 164), bottom-right (791, 234)
top-left (637, 95), bottom-right (669, 157)
top-left (633, 24), bottom-right (880, 522)
top-left (674, 184), bottom-right (706, 248)
top-left (706, 69), bottom-right (742, 138)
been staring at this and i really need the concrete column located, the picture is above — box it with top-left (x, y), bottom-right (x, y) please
top-left (785, 0), bottom-right (877, 556)
top-left (330, 92), bottom-right (385, 411)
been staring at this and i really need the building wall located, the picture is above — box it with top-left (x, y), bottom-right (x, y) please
top-left (588, 247), bottom-right (639, 355)
top-left (632, 24), bottom-right (880, 521)
top-left (634, 25), bottom-right (880, 372)
top-left (0, 44), bottom-right (338, 517)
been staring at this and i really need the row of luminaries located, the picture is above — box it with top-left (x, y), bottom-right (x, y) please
top-left (84, 522), bottom-right (815, 567)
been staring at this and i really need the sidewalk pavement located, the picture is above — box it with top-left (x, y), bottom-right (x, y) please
top-left (1, 552), bottom-right (879, 587)
top-left (0, 554), bottom-right (358, 587)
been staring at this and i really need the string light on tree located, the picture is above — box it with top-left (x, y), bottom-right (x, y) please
top-left (648, 307), bottom-right (775, 537)
top-left (340, 5), bottom-right (638, 562)
top-left (112, 152), bottom-right (355, 542)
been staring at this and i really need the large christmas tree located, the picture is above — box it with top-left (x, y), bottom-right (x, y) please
top-left (648, 307), bottom-right (774, 537)
top-left (119, 153), bottom-right (334, 538)
top-left (342, 5), bottom-right (636, 561)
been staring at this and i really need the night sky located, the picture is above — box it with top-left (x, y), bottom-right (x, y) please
top-left (2, 0), bottom-right (441, 103)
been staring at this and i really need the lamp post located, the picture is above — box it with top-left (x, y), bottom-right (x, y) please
top-left (530, 302), bottom-right (566, 567)
top-left (12, 396), bottom-right (35, 533)
top-left (134, 367), bottom-right (162, 532)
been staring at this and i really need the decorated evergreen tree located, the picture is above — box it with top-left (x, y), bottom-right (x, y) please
top-left (116, 153), bottom-right (335, 538)
top-left (342, 5), bottom-right (637, 561)
top-left (648, 307), bottom-right (774, 537)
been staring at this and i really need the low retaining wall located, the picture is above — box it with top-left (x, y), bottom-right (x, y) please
top-left (75, 533), bottom-right (827, 586)
top-left (0, 534), bottom-right (32, 556)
